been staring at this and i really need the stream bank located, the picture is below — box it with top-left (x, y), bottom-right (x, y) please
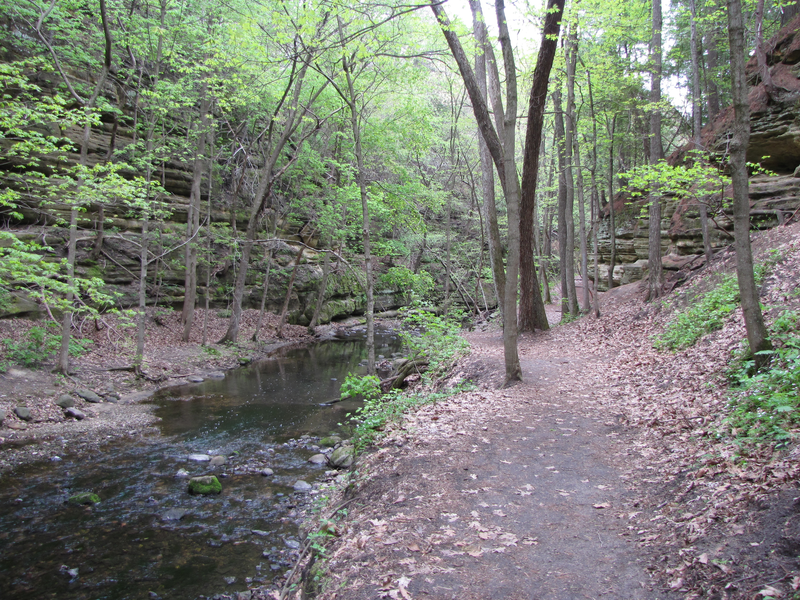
top-left (0, 309), bottom-right (375, 472)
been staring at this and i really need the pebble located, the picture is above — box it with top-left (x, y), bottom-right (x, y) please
top-left (284, 539), bottom-right (301, 549)
top-left (188, 454), bottom-right (211, 462)
top-left (55, 395), bottom-right (75, 408)
top-left (175, 468), bottom-right (190, 478)
top-left (65, 407), bottom-right (86, 420)
top-left (14, 407), bottom-right (32, 421)
top-left (187, 376), bottom-right (204, 383)
top-left (76, 389), bottom-right (103, 403)
top-left (308, 454), bottom-right (327, 465)
top-left (260, 468), bottom-right (274, 476)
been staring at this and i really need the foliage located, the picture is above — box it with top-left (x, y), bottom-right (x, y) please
top-left (654, 273), bottom-right (742, 351)
top-left (2, 322), bottom-right (92, 367)
top-left (726, 310), bottom-right (800, 443)
top-left (399, 308), bottom-right (469, 379)
top-left (339, 373), bottom-right (381, 401)
top-left (347, 386), bottom-right (470, 451)
top-left (378, 267), bottom-right (435, 304)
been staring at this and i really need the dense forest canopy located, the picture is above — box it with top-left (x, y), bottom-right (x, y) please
top-left (0, 0), bottom-right (795, 373)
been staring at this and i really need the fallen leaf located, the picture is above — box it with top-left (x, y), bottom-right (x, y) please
top-left (493, 510), bottom-right (507, 517)
top-left (393, 495), bottom-right (406, 504)
top-left (383, 537), bottom-right (401, 545)
top-left (465, 544), bottom-right (483, 557)
top-left (407, 543), bottom-right (420, 552)
top-left (757, 585), bottom-right (783, 598)
top-left (593, 503), bottom-right (611, 509)
top-left (478, 531), bottom-right (497, 540)
top-left (522, 537), bottom-right (538, 545)
top-left (499, 532), bottom-right (518, 546)
top-left (698, 552), bottom-right (709, 565)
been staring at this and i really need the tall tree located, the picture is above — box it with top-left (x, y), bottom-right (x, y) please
top-left (518, 0), bottom-right (564, 332)
top-left (647, 0), bottom-right (664, 301)
top-left (431, 0), bottom-right (522, 384)
top-left (727, 0), bottom-right (772, 365)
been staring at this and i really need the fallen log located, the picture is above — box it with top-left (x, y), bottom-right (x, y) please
top-left (380, 357), bottom-right (429, 391)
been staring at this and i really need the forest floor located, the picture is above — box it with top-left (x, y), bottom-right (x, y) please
top-left (290, 222), bottom-right (800, 600)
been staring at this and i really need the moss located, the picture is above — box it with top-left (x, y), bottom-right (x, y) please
top-left (188, 475), bottom-right (222, 495)
top-left (68, 492), bottom-right (100, 505)
top-left (319, 436), bottom-right (343, 447)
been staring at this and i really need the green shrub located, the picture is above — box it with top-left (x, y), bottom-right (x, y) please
top-left (726, 310), bottom-right (800, 443)
top-left (2, 322), bottom-right (92, 368)
top-left (339, 373), bottom-right (381, 401)
top-left (378, 267), bottom-right (434, 304)
top-left (399, 308), bottom-right (469, 379)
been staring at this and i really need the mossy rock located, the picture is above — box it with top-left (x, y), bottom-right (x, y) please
top-left (188, 475), bottom-right (222, 495)
top-left (329, 446), bottom-right (355, 469)
top-left (68, 492), bottom-right (100, 505)
top-left (319, 436), bottom-right (343, 448)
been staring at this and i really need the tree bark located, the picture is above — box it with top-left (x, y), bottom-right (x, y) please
top-left (647, 0), bottom-right (664, 302)
top-left (469, 0), bottom-right (506, 313)
top-left (182, 88), bottom-right (209, 341)
top-left (252, 242), bottom-right (275, 342)
top-left (553, 89), bottom-right (569, 318)
top-left (308, 248), bottom-right (331, 333)
top-left (564, 26), bottom-right (579, 316)
top-left (518, 0), bottom-right (563, 332)
top-left (276, 243), bottom-right (305, 338)
top-left (607, 115), bottom-right (617, 290)
top-left (432, 0), bottom-right (521, 384)
top-left (727, 0), bottom-right (772, 365)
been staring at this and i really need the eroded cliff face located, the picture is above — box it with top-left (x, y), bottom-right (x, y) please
top-left (595, 17), bottom-right (800, 289)
top-left (0, 73), bottom-right (403, 324)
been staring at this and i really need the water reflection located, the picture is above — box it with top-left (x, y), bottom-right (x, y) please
top-left (0, 328), bottom-right (403, 600)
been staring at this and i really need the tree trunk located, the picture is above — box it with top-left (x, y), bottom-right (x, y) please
top-left (308, 248), bottom-right (331, 333)
top-left (252, 243), bottom-right (275, 342)
top-left (564, 27), bottom-right (579, 316)
top-left (55, 0), bottom-right (112, 374)
top-left (432, 0), bottom-right (521, 384)
top-left (575, 133), bottom-right (589, 312)
top-left (518, 0), bottom-right (563, 332)
top-left (469, 0), bottom-right (506, 314)
top-left (495, 0), bottom-right (522, 384)
top-left (553, 89), bottom-right (569, 318)
top-left (220, 62), bottom-right (314, 344)
top-left (182, 89), bottom-right (209, 342)
top-left (276, 244), bottom-right (305, 338)
top-left (647, 0), bottom-right (664, 302)
top-left (338, 19), bottom-right (376, 375)
top-left (727, 0), bottom-right (772, 366)
top-left (607, 116), bottom-right (617, 290)
top-left (705, 29), bottom-right (721, 121)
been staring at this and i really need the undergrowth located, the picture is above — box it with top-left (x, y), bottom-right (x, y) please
top-left (2, 322), bottom-right (92, 368)
top-left (654, 265), bottom-right (766, 351)
top-left (342, 308), bottom-right (471, 451)
top-left (726, 309), bottom-right (800, 443)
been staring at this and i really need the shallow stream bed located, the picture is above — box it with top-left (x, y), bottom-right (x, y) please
top-left (0, 328), bottom-right (402, 599)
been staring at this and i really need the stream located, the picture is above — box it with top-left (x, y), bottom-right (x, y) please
top-left (0, 327), bottom-right (403, 599)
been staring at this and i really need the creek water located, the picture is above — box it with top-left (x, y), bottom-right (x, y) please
top-left (0, 328), bottom-right (403, 599)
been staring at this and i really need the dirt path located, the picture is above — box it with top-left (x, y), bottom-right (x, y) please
top-left (309, 328), bottom-right (676, 600)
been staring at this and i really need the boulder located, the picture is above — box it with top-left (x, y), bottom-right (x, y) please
top-left (14, 407), bottom-right (32, 421)
top-left (209, 455), bottom-right (226, 466)
top-left (328, 446), bottom-right (355, 469)
top-left (0, 291), bottom-right (41, 319)
top-left (68, 492), bottom-right (100, 505)
top-left (188, 475), bottom-right (222, 495)
top-left (55, 394), bottom-right (75, 408)
top-left (76, 389), bottom-right (103, 403)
